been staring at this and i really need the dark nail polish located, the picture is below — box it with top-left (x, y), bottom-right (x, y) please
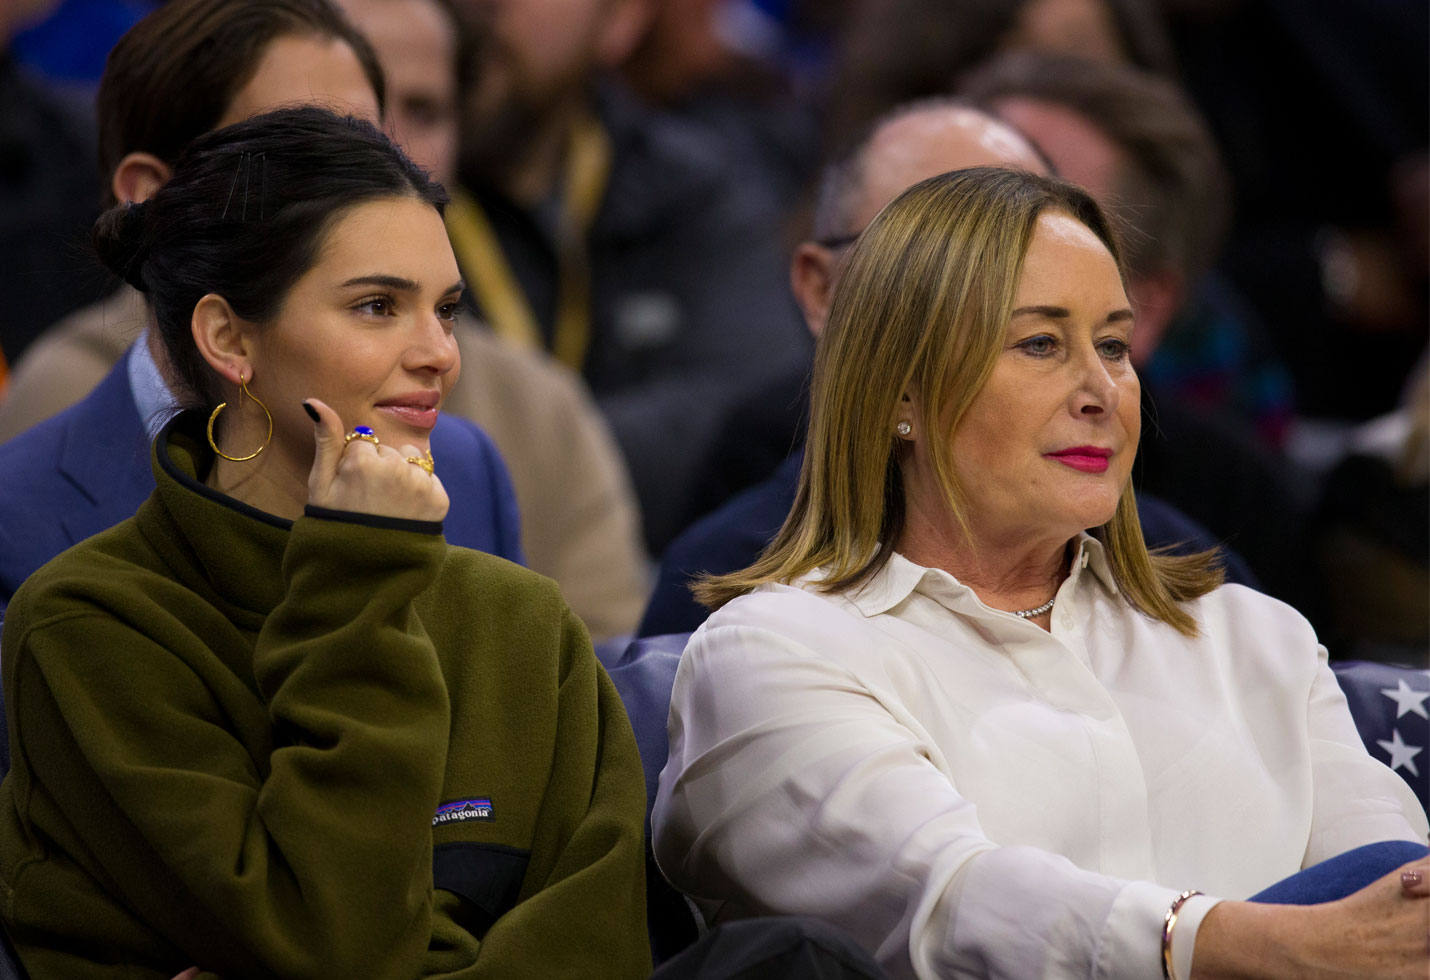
top-left (302, 401), bottom-right (320, 422)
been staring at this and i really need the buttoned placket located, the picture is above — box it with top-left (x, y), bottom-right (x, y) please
top-left (921, 549), bottom-right (1159, 882)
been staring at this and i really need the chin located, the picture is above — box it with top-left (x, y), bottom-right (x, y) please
top-left (1068, 501), bottom-right (1122, 535)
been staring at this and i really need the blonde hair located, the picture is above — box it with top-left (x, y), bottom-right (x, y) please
top-left (698, 167), bottom-right (1222, 635)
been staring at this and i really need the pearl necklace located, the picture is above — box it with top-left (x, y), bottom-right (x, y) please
top-left (1012, 596), bottom-right (1056, 619)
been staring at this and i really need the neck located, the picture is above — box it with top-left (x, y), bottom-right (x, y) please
top-left (897, 490), bottom-right (1073, 618)
top-left (497, 101), bottom-right (582, 206)
top-left (206, 422), bottom-right (309, 522)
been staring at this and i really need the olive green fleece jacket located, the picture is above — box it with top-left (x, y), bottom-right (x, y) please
top-left (0, 415), bottom-right (651, 979)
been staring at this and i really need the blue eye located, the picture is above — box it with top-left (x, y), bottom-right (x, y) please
top-left (1015, 335), bottom-right (1057, 356)
top-left (1098, 338), bottom-right (1132, 361)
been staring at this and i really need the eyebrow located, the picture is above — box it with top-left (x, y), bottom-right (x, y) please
top-left (1010, 305), bottom-right (1135, 323)
top-left (340, 275), bottom-right (467, 295)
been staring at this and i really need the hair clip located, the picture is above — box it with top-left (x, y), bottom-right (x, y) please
top-left (220, 152), bottom-right (268, 221)
top-left (221, 152), bottom-right (243, 220)
top-left (258, 152), bottom-right (268, 220)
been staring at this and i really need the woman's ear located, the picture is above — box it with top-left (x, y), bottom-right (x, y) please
top-left (896, 386), bottom-right (920, 439)
top-left (191, 294), bottom-right (253, 387)
top-left (1125, 267), bottom-right (1186, 370)
top-left (112, 152), bottom-right (172, 205)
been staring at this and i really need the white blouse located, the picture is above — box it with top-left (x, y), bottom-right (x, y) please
top-left (652, 535), bottom-right (1427, 980)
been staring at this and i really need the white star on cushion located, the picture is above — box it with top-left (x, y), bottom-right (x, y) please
top-left (1381, 679), bottom-right (1430, 720)
top-left (1376, 728), bottom-right (1423, 777)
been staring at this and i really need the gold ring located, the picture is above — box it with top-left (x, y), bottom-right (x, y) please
top-left (344, 426), bottom-right (380, 447)
top-left (405, 449), bottom-right (435, 475)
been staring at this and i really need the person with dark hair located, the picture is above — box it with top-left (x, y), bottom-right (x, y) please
top-left (0, 0), bottom-right (526, 609)
top-left (94, 0), bottom-right (385, 204)
top-left (333, 0), bottom-right (651, 640)
top-left (652, 167), bottom-right (1428, 980)
top-left (448, 0), bottom-right (812, 553)
top-left (0, 0), bottom-right (383, 439)
top-left (1, 0), bottom-right (651, 642)
top-left (0, 106), bottom-right (651, 978)
top-left (822, 0), bottom-right (1176, 152)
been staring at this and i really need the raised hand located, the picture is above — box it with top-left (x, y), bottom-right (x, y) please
top-left (302, 399), bottom-right (449, 523)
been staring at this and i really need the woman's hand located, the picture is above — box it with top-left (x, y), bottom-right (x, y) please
top-left (303, 399), bottom-right (449, 523)
top-left (1194, 857), bottom-right (1430, 979)
top-left (1301, 856), bottom-right (1430, 979)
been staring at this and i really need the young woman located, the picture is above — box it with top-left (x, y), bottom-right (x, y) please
top-left (0, 107), bottom-right (650, 979)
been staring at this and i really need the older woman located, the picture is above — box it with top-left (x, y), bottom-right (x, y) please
top-left (0, 107), bottom-right (649, 979)
top-left (651, 168), bottom-right (1428, 980)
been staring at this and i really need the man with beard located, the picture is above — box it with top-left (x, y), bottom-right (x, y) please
top-left (449, 0), bottom-right (810, 552)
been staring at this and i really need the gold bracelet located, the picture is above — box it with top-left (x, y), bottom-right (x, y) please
top-left (1161, 889), bottom-right (1202, 980)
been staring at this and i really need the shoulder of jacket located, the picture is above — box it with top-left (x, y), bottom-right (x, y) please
top-left (29, 289), bottom-right (144, 361)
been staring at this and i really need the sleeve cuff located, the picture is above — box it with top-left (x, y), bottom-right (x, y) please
top-left (303, 505), bottom-right (443, 536)
top-left (1171, 894), bottom-right (1221, 980)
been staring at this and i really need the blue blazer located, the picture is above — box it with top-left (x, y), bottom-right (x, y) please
top-left (0, 351), bottom-right (524, 607)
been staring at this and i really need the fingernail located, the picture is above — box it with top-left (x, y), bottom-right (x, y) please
top-left (302, 401), bottom-right (319, 423)
top-left (1402, 870), bottom-right (1424, 887)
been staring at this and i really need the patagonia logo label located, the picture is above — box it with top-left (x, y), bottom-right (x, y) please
top-left (433, 798), bottom-right (494, 826)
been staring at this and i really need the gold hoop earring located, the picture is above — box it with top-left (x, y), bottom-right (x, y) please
top-left (207, 373), bottom-right (273, 462)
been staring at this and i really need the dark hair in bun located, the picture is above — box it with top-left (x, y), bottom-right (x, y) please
top-left (89, 105), bottom-right (447, 407)
top-left (91, 202), bottom-right (153, 293)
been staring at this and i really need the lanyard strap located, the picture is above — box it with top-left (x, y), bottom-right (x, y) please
top-left (446, 114), bottom-right (613, 372)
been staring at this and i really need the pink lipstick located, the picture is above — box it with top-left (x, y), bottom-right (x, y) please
top-left (1045, 446), bottom-right (1112, 473)
top-left (375, 391), bottom-right (441, 430)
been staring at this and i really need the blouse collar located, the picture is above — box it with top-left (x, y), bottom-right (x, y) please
top-left (841, 532), bottom-right (1118, 618)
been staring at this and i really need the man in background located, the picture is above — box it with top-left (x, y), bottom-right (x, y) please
top-left (450, 0), bottom-right (811, 552)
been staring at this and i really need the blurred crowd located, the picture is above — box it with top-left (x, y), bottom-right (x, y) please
top-left (1, 0), bottom-right (1426, 662)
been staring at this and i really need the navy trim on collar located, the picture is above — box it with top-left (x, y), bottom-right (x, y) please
top-left (155, 412), bottom-right (292, 531)
top-left (305, 505), bottom-right (443, 537)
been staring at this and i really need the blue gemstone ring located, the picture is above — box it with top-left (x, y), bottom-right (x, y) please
top-left (343, 425), bottom-right (380, 447)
